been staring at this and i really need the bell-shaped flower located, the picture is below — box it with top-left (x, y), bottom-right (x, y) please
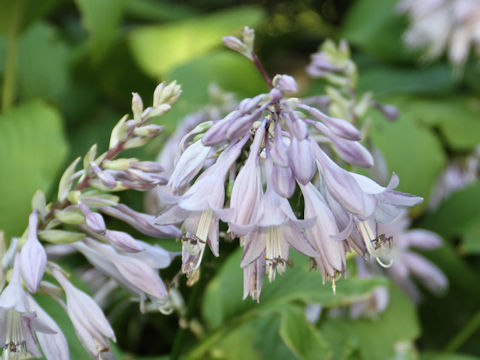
top-left (19, 211), bottom-right (47, 293)
top-left (299, 182), bottom-right (346, 283)
top-left (243, 256), bottom-right (265, 302)
top-left (155, 136), bottom-right (249, 280)
top-left (73, 238), bottom-right (170, 310)
top-left (240, 157), bottom-right (318, 284)
top-left (27, 295), bottom-right (70, 360)
top-left (226, 123), bottom-right (265, 234)
top-left (168, 139), bottom-right (211, 192)
top-left (380, 213), bottom-right (448, 302)
top-left (51, 266), bottom-right (116, 358)
top-left (0, 256), bottom-right (56, 359)
top-left (100, 204), bottom-right (181, 239)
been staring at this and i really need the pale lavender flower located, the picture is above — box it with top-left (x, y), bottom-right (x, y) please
top-left (51, 266), bottom-right (116, 358)
top-left (398, 0), bottom-right (480, 66)
top-left (73, 238), bottom-right (172, 310)
top-left (100, 204), bottom-right (181, 238)
top-left (80, 204), bottom-right (106, 235)
top-left (429, 147), bottom-right (479, 209)
top-left (226, 122), bottom-right (265, 234)
top-left (19, 211), bottom-right (47, 293)
top-left (299, 182), bottom-right (345, 284)
top-left (167, 140), bottom-right (211, 192)
top-left (349, 257), bottom-right (389, 319)
top-left (103, 230), bottom-right (144, 253)
top-left (155, 136), bottom-right (249, 281)
top-left (243, 257), bottom-right (265, 302)
top-left (0, 256), bottom-right (56, 359)
top-left (239, 155), bottom-right (318, 284)
top-left (381, 213), bottom-right (448, 302)
top-left (27, 295), bottom-right (70, 360)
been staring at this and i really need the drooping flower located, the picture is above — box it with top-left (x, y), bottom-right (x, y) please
top-left (18, 211), bottom-right (47, 293)
top-left (155, 136), bottom-right (249, 282)
top-left (0, 256), bottom-right (56, 359)
top-left (51, 266), bottom-right (116, 359)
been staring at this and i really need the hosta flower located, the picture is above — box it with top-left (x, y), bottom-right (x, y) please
top-left (19, 211), bottom-right (47, 293)
top-left (0, 256), bottom-right (57, 359)
top-left (51, 266), bottom-right (116, 358)
top-left (398, 0), bottom-right (480, 65)
top-left (155, 137), bottom-right (249, 282)
top-left (382, 212), bottom-right (448, 302)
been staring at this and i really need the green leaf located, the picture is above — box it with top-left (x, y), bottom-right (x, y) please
top-left (279, 304), bottom-right (331, 360)
top-left (358, 64), bottom-right (457, 98)
top-left (403, 97), bottom-right (480, 152)
top-left (321, 286), bottom-right (420, 360)
top-left (127, 6), bottom-right (265, 77)
top-left (342, 0), bottom-right (413, 62)
top-left (420, 183), bottom-right (480, 240)
top-left (369, 101), bottom-right (447, 208)
top-left (0, 100), bottom-right (68, 237)
top-left (202, 248), bottom-right (388, 330)
top-left (422, 354), bottom-right (480, 360)
top-left (188, 311), bottom-right (296, 360)
top-left (0, 0), bottom-right (59, 35)
top-left (15, 22), bottom-right (71, 103)
top-left (126, 0), bottom-right (195, 21)
top-left (75, 0), bottom-right (128, 62)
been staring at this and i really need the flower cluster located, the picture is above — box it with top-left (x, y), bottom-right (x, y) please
top-left (155, 27), bottom-right (422, 301)
top-left (0, 82), bottom-right (184, 359)
top-left (398, 0), bottom-right (480, 66)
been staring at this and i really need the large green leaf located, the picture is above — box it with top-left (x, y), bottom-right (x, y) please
top-left (127, 6), bottom-right (264, 77)
top-left (202, 248), bottom-right (388, 330)
top-left (420, 183), bottom-right (480, 241)
top-left (420, 183), bottom-right (480, 255)
top-left (75, 0), bottom-right (128, 62)
top-left (0, 101), bottom-right (68, 237)
top-left (126, 0), bottom-right (195, 21)
top-left (369, 102), bottom-right (446, 208)
top-left (0, 0), bottom-right (59, 35)
top-left (279, 304), bottom-right (331, 360)
top-left (342, 0), bottom-right (413, 62)
top-left (15, 22), bottom-right (71, 103)
top-left (358, 63), bottom-right (457, 98)
top-left (401, 97), bottom-right (480, 152)
top-left (320, 286), bottom-right (420, 360)
top-left (190, 311), bottom-right (296, 360)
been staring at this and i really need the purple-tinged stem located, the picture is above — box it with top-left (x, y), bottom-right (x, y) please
top-left (251, 52), bottom-right (273, 89)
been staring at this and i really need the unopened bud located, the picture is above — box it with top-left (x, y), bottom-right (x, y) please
top-left (103, 158), bottom-right (134, 171)
top-left (109, 114), bottom-right (129, 149)
top-left (242, 26), bottom-right (255, 52)
top-left (38, 229), bottom-right (85, 244)
top-left (80, 203), bottom-right (106, 235)
top-left (132, 93), bottom-right (144, 124)
top-left (54, 208), bottom-right (85, 225)
top-left (222, 35), bottom-right (252, 60)
top-left (153, 81), bottom-right (182, 107)
top-left (273, 74), bottom-right (298, 93)
top-left (133, 124), bottom-right (163, 137)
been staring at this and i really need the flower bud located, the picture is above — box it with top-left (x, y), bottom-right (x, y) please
top-left (131, 92), bottom-right (144, 124)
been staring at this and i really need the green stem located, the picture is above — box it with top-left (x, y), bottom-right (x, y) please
top-left (444, 310), bottom-right (480, 353)
top-left (1, 0), bottom-right (24, 112)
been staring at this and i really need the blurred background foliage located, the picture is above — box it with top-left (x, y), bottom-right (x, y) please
top-left (0, 0), bottom-right (479, 359)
